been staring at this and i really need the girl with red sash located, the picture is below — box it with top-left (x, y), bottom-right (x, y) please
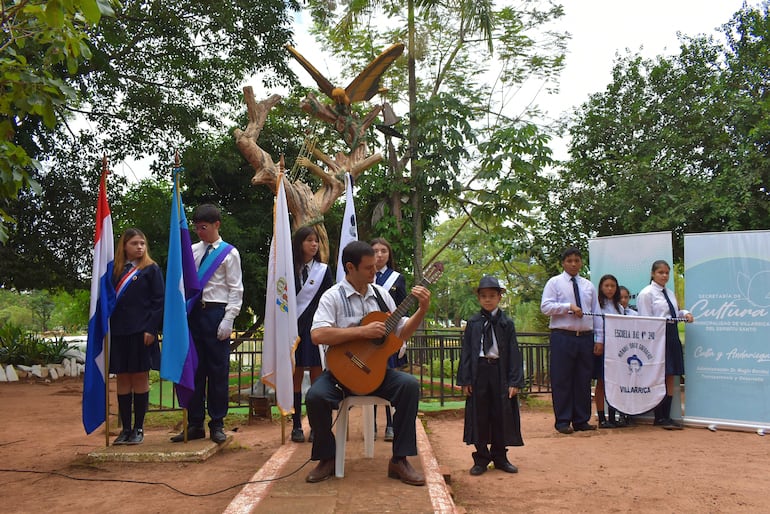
top-left (110, 228), bottom-right (165, 445)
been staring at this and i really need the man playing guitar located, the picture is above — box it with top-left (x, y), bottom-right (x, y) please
top-left (305, 241), bottom-right (431, 485)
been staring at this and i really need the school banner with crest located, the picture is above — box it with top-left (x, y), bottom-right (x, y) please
top-left (604, 314), bottom-right (667, 415)
top-left (684, 231), bottom-right (770, 429)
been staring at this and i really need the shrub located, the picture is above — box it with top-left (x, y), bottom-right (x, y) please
top-left (429, 358), bottom-right (458, 379)
top-left (0, 323), bottom-right (73, 366)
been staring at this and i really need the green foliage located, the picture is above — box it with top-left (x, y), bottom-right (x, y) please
top-left (539, 3), bottom-right (770, 263)
top-left (0, 323), bottom-right (70, 366)
top-left (425, 216), bottom-right (550, 326)
top-left (0, 0), bottom-right (117, 242)
top-left (305, 0), bottom-right (567, 276)
top-left (0, 288), bottom-right (32, 327)
top-left (3, 1), bottom-right (299, 292)
top-left (50, 289), bottom-right (90, 332)
top-left (511, 301), bottom-right (550, 334)
top-left (0, 287), bottom-right (89, 334)
top-left (429, 357), bottom-right (459, 379)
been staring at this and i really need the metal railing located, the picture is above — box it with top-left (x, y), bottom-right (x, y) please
top-left (150, 330), bottom-right (551, 412)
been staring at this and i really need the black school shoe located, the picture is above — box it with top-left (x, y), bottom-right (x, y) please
top-left (170, 426), bottom-right (206, 442)
top-left (470, 464), bottom-right (487, 476)
top-left (494, 461), bottom-right (518, 473)
top-left (658, 418), bottom-right (684, 430)
top-left (210, 427), bottom-right (227, 444)
top-left (291, 427), bottom-right (305, 442)
top-left (113, 429), bottom-right (131, 445)
top-left (127, 428), bottom-right (144, 445)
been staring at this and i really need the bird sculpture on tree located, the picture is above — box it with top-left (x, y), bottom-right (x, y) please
top-left (235, 44), bottom-right (404, 261)
top-left (285, 43), bottom-right (404, 115)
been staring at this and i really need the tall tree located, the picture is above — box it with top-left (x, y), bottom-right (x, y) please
top-left (539, 3), bottom-right (770, 263)
top-left (303, 1), bottom-right (566, 281)
top-left (3, 1), bottom-right (300, 290)
top-left (1, 0), bottom-right (117, 242)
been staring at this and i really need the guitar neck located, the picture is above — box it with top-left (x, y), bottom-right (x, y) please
top-left (382, 276), bottom-right (431, 335)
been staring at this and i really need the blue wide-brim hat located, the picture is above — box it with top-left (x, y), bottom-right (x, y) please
top-left (475, 275), bottom-right (506, 293)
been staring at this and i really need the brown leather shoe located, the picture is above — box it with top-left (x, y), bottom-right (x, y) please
top-left (306, 458), bottom-right (335, 483)
top-left (387, 457), bottom-right (425, 486)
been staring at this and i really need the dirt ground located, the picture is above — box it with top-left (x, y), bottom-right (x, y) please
top-left (1, 379), bottom-right (768, 513)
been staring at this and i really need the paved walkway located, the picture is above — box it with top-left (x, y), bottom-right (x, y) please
top-left (224, 410), bottom-right (456, 513)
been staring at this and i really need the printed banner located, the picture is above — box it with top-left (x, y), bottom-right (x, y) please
top-left (604, 314), bottom-right (667, 414)
top-left (684, 231), bottom-right (770, 427)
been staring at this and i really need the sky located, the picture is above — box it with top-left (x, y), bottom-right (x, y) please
top-left (549, 0), bottom-right (748, 140)
top-left (551, 0), bottom-right (746, 111)
top-left (119, 0), bottom-right (752, 180)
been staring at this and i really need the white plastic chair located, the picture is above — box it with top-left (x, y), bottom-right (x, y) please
top-left (334, 395), bottom-right (392, 478)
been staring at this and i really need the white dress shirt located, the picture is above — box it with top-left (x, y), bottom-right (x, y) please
top-left (312, 279), bottom-right (407, 335)
top-left (541, 271), bottom-right (604, 342)
top-left (636, 282), bottom-right (689, 319)
top-left (192, 238), bottom-right (244, 321)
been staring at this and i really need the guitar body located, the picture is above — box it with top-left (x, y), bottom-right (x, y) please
top-left (325, 311), bottom-right (404, 395)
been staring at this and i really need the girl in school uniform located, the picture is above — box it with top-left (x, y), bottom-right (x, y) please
top-left (595, 274), bottom-right (624, 428)
top-left (109, 228), bottom-right (165, 445)
top-left (636, 260), bottom-right (693, 430)
top-left (619, 286), bottom-right (638, 316)
top-left (291, 226), bottom-right (333, 442)
top-left (370, 237), bottom-right (408, 441)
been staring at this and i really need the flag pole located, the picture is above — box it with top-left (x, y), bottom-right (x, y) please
top-left (102, 155), bottom-right (111, 448)
top-left (104, 333), bottom-right (110, 447)
top-left (173, 150), bottom-right (190, 443)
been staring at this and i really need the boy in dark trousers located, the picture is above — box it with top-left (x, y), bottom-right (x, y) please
top-left (457, 275), bottom-right (524, 475)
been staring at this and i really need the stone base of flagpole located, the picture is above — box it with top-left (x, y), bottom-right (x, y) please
top-left (86, 432), bottom-right (233, 463)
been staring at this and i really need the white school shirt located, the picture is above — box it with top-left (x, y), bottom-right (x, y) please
top-left (540, 271), bottom-right (604, 343)
top-left (192, 238), bottom-right (244, 321)
top-left (311, 279), bottom-right (407, 334)
top-left (636, 282), bottom-right (690, 319)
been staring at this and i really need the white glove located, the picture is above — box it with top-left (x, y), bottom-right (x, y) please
top-left (217, 318), bottom-right (234, 341)
top-left (398, 342), bottom-right (407, 359)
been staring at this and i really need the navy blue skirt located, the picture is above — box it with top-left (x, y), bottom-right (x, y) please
top-left (294, 335), bottom-right (322, 368)
top-left (665, 323), bottom-right (685, 375)
top-left (109, 332), bottom-right (159, 374)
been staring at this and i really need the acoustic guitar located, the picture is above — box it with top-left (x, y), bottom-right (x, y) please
top-left (325, 262), bottom-right (444, 395)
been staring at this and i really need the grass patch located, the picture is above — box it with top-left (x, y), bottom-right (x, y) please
top-left (522, 393), bottom-right (552, 411)
top-left (419, 399), bottom-right (465, 412)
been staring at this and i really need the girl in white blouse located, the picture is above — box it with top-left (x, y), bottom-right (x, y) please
top-left (636, 260), bottom-right (693, 429)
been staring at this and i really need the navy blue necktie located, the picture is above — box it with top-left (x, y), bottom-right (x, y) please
top-left (199, 244), bottom-right (213, 267)
top-left (662, 288), bottom-right (677, 318)
top-left (376, 271), bottom-right (383, 284)
top-left (571, 276), bottom-right (582, 309)
top-left (302, 264), bottom-right (309, 285)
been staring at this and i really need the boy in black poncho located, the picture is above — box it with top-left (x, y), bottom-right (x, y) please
top-left (457, 275), bottom-right (524, 476)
